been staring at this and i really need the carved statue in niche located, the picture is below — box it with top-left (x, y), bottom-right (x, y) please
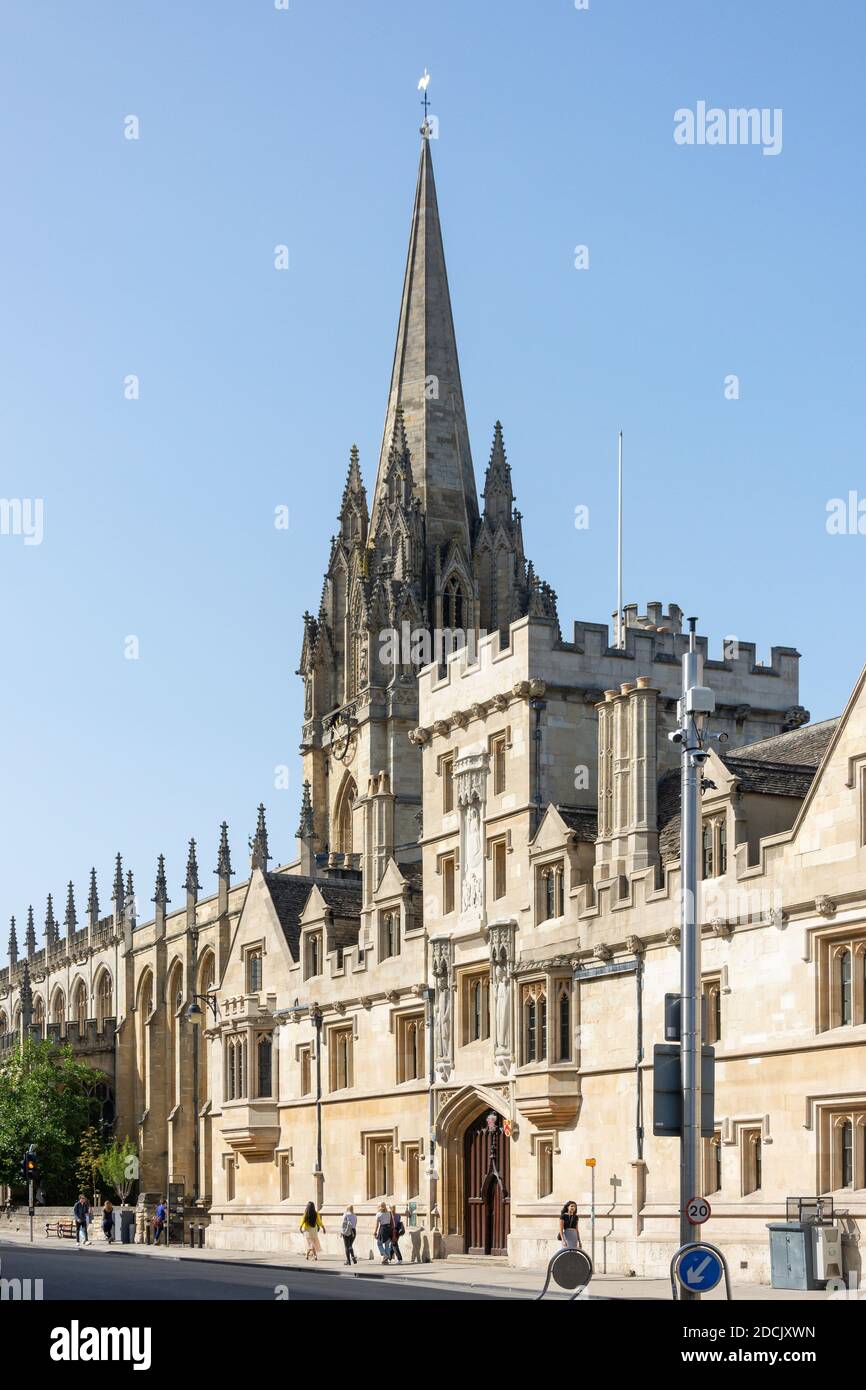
top-left (461, 801), bottom-right (483, 915)
top-left (431, 940), bottom-right (454, 1080)
top-left (493, 951), bottom-right (511, 1056)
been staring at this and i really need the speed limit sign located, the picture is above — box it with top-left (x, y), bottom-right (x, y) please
top-left (686, 1196), bottom-right (711, 1224)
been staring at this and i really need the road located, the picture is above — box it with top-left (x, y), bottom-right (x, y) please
top-left (0, 1240), bottom-right (499, 1301)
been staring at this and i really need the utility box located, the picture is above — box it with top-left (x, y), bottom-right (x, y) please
top-left (768, 1223), bottom-right (815, 1290)
top-left (114, 1207), bottom-right (136, 1245)
top-left (812, 1224), bottom-right (843, 1282)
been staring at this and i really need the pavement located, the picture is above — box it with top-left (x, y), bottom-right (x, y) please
top-left (0, 1223), bottom-right (831, 1301)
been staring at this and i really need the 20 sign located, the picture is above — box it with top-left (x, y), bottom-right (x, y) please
top-left (686, 1196), bottom-right (711, 1225)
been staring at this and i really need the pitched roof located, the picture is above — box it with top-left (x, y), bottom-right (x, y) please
top-left (555, 806), bottom-right (598, 842)
top-left (264, 873), bottom-right (363, 961)
top-left (657, 717), bottom-right (840, 864)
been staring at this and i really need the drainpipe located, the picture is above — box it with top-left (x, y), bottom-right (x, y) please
top-left (530, 698), bottom-right (546, 834)
top-left (311, 1004), bottom-right (324, 1208)
top-left (636, 954), bottom-right (644, 1161)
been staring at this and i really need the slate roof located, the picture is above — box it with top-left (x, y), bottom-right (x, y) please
top-left (555, 806), bottom-right (598, 841)
top-left (264, 872), bottom-right (362, 961)
top-left (657, 718), bottom-right (838, 864)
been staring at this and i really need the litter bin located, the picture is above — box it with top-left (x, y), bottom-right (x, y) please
top-left (115, 1208), bottom-right (136, 1245)
top-left (768, 1223), bottom-right (819, 1290)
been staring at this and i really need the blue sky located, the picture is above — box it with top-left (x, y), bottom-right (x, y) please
top-left (1, 1), bottom-right (864, 943)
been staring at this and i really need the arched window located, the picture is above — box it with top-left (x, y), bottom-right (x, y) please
top-left (137, 970), bottom-right (153, 1114)
top-left (256, 1034), bottom-right (273, 1098)
top-left (718, 819), bottom-right (728, 875)
top-left (0, 1010), bottom-right (7, 1036)
top-left (96, 971), bottom-right (113, 1028)
top-left (335, 776), bottom-right (356, 857)
top-left (558, 985), bottom-right (571, 1062)
top-left (33, 996), bottom-right (45, 1031)
top-left (702, 821), bottom-right (714, 879)
top-left (197, 952), bottom-right (216, 1101)
top-left (73, 980), bottom-right (87, 1032)
top-left (444, 576), bottom-right (464, 632)
top-left (522, 983), bottom-right (548, 1064)
top-left (841, 1119), bottom-right (854, 1188)
top-left (51, 988), bottom-right (66, 1031)
top-left (167, 961), bottom-right (184, 1108)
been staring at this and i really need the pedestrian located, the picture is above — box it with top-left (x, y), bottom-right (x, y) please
top-left (73, 1193), bottom-right (90, 1247)
top-left (389, 1204), bottom-right (405, 1264)
top-left (374, 1202), bottom-right (393, 1263)
top-left (101, 1199), bottom-right (115, 1243)
top-left (153, 1196), bottom-right (167, 1245)
top-left (558, 1199), bottom-right (582, 1249)
top-left (340, 1204), bottom-right (358, 1265)
top-left (300, 1200), bottom-right (325, 1260)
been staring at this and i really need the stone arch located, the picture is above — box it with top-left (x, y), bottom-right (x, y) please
top-left (94, 967), bottom-right (113, 1029)
top-left (71, 977), bottom-right (88, 1033)
top-left (33, 994), bottom-right (45, 1032)
top-left (435, 1084), bottom-right (513, 1251)
top-left (50, 985), bottom-right (66, 1031)
top-left (0, 1008), bottom-right (8, 1036)
top-left (334, 772), bottom-right (357, 857)
top-left (135, 968), bottom-right (154, 1119)
top-left (166, 958), bottom-right (184, 1110)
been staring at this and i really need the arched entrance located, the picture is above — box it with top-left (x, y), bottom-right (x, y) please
top-left (463, 1110), bottom-right (510, 1255)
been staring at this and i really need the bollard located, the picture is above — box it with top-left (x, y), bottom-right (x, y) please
top-left (189, 1224), bottom-right (195, 1248)
top-left (197, 1224), bottom-right (205, 1249)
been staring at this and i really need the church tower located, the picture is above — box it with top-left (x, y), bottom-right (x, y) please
top-left (298, 121), bottom-right (557, 897)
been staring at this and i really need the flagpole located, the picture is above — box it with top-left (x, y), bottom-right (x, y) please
top-left (616, 430), bottom-right (623, 647)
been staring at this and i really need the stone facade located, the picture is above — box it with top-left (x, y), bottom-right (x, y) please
top-left (1, 127), bottom-right (863, 1282)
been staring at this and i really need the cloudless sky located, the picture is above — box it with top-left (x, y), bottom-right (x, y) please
top-left (1, 1), bottom-right (864, 948)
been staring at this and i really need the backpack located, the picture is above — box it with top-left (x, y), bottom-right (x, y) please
top-left (341, 1217), bottom-right (353, 1237)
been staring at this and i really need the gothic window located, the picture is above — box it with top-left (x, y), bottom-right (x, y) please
top-left (396, 1013), bottom-right (424, 1083)
top-left (491, 733), bottom-right (507, 795)
top-left (335, 776), bottom-right (357, 857)
top-left (197, 952), bottom-right (215, 1101)
top-left (821, 936), bottom-right (866, 1030)
top-left (718, 818), bottom-right (727, 875)
top-left (256, 1033), bottom-right (273, 1099)
top-left (702, 817), bottom-right (727, 880)
top-left (167, 961), bottom-right (183, 1109)
top-left (741, 1128), bottom-right (762, 1195)
top-left (299, 1045), bottom-right (312, 1096)
top-left (405, 1143), bottom-right (421, 1200)
top-left (279, 1152), bottom-right (292, 1201)
top-left (225, 1034), bottom-right (248, 1102)
top-left (51, 988), bottom-right (65, 1031)
top-left (329, 1026), bottom-right (353, 1091)
top-left (702, 976), bottom-right (722, 1045)
top-left (537, 1139), bottom-right (554, 1199)
top-left (443, 752), bottom-right (454, 810)
top-left (557, 982), bottom-right (571, 1062)
top-left (441, 853), bottom-right (456, 915)
top-left (461, 969), bottom-right (490, 1044)
top-left (538, 862), bottom-right (564, 923)
top-left (444, 575), bottom-right (465, 632)
top-left (73, 980), bottom-right (87, 1032)
top-left (96, 970), bottom-right (113, 1028)
top-left (492, 838), bottom-right (507, 900)
top-left (702, 821), bottom-right (714, 879)
top-left (704, 1132), bottom-right (722, 1195)
top-left (522, 982), bottom-right (547, 1064)
top-left (305, 931), bottom-right (323, 980)
top-left (33, 996), bottom-right (45, 1031)
top-left (246, 947), bottom-right (263, 994)
top-left (365, 1134), bottom-right (394, 1199)
top-left (380, 910), bottom-right (400, 960)
top-left (0, 1011), bottom-right (7, 1036)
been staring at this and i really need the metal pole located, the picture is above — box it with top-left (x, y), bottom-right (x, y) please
top-left (616, 430), bottom-right (623, 647)
top-left (28, 1178), bottom-right (33, 1243)
top-left (590, 1165), bottom-right (596, 1267)
top-left (679, 618), bottom-right (703, 1298)
top-left (312, 1006), bottom-right (323, 1199)
top-left (192, 1021), bottom-right (200, 1202)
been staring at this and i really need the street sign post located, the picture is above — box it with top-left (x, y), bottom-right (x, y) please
top-left (670, 1241), bottom-right (731, 1300)
top-left (585, 1159), bottom-right (596, 1266)
top-left (686, 1196), bottom-right (711, 1225)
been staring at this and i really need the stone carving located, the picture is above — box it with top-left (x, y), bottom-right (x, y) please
top-left (489, 921), bottom-right (517, 1075)
top-left (665, 927), bottom-right (681, 948)
top-left (455, 751), bottom-right (488, 928)
top-left (431, 937), bottom-right (454, 1081)
top-left (815, 896), bottom-right (836, 919)
top-left (710, 917), bottom-right (734, 940)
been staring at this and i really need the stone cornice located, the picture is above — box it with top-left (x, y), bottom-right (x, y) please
top-left (411, 678), bottom-right (547, 744)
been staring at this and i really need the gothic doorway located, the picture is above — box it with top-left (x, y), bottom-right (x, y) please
top-left (463, 1111), bottom-right (510, 1255)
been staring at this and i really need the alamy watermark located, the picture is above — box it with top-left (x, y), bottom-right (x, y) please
top-left (379, 623), bottom-right (486, 672)
top-left (0, 498), bottom-right (43, 546)
top-left (674, 102), bottom-right (783, 157)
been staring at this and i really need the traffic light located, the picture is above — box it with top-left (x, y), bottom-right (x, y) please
top-left (21, 1149), bottom-right (38, 1183)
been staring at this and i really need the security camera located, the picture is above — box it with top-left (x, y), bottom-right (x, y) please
top-left (718, 732), bottom-right (729, 744)
top-left (692, 750), bottom-right (709, 765)
top-left (668, 730), bottom-right (684, 745)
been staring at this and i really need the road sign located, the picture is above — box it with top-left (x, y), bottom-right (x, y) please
top-left (676, 1246), bottom-right (723, 1294)
top-left (585, 1157), bottom-right (596, 1167)
top-left (686, 1196), bottom-right (711, 1224)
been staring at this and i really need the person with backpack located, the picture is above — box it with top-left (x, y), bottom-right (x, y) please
top-left (340, 1204), bottom-right (358, 1265)
top-left (373, 1202), bottom-right (393, 1263)
top-left (300, 1201), bottom-right (325, 1260)
top-left (389, 1204), bottom-right (405, 1264)
top-left (73, 1193), bottom-right (90, 1247)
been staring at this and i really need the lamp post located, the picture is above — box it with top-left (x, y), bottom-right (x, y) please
top-left (185, 993), bottom-right (219, 1203)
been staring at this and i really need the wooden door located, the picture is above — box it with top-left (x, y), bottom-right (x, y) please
top-left (464, 1112), bottom-right (510, 1255)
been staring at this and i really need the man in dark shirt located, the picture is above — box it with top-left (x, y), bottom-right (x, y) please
top-left (72, 1194), bottom-right (90, 1246)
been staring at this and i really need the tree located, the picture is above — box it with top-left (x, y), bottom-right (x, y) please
top-left (0, 1040), bottom-right (105, 1202)
top-left (97, 1136), bottom-right (139, 1205)
top-left (76, 1126), bottom-right (105, 1205)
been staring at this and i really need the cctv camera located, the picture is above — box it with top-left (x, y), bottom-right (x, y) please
top-left (692, 750), bottom-right (709, 765)
top-left (668, 730), bottom-right (684, 745)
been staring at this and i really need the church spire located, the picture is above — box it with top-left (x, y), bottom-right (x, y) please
top-left (87, 868), bottom-right (100, 929)
top-left (64, 882), bottom-right (77, 939)
top-left (45, 893), bottom-right (58, 949)
top-left (24, 905), bottom-right (36, 956)
top-left (372, 128), bottom-right (478, 558)
top-left (216, 821), bottom-right (233, 880)
top-left (482, 420), bottom-right (515, 529)
top-left (8, 915), bottom-right (18, 966)
top-left (250, 804), bottom-right (271, 872)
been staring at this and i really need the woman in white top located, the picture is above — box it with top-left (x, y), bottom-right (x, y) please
top-left (341, 1204), bottom-right (358, 1265)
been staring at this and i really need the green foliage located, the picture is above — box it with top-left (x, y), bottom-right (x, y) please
top-left (76, 1126), bottom-right (105, 1204)
top-left (0, 1040), bottom-right (105, 1202)
top-left (97, 1136), bottom-right (139, 1204)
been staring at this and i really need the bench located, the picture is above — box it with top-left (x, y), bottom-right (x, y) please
top-left (46, 1219), bottom-right (78, 1240)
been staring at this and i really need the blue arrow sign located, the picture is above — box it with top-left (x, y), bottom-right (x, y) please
top-left (677, 1247), bottom-right (723, 1293)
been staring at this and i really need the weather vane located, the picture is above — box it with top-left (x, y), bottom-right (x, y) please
top-left (418, 68), bottom-right (431, 126)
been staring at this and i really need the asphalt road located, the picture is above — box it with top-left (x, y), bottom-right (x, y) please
top-left (0, 1240), bottom-right (499, 1301)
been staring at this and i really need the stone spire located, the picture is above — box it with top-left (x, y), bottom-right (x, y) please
top-left (45, 893), bottom-right (58, 949)
top-left (152, 855), bottom-right (169, 908)
top-left (112, 854), bottom-right (124, 915)
top-left (87, 868), bottom-right (100, 929)
top-left (371, 128), bottom-right (478, 559)
top-left (296, 781), bottom-right (314, 841)
top-left (24, 905), bottom-right (37, 957)
top-left (339, 445), bottom-right (369, 545)
top-left (124, 870), bottom-right (136, 928)
top-left (216, 821), bottom-right (233, 880)
top-left (184, 839), bottom-right (201, 897)
top-left (481, 420), bottom-right (514, 529)
top-left (64, 882), bottom-right (77, 940)
top-left (250, 803), bottom-right (270, 872)
top-left (20, 959), bottom-right (33, 1026)
top-left (296, 780), bottom-right (316, 876)
top-left (8, 916), bottom-right (18, 967)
